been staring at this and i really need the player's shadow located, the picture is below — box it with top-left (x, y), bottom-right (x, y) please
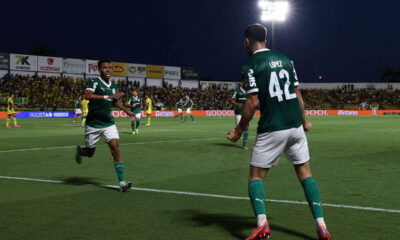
top-left (214, 142), bottom-right (244, 149)
top-left (62, 177), bottom-right (118, 191)
top-left (181, 209), bottom-right (316, 240)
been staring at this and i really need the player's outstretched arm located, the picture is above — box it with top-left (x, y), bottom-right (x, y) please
top-left (114, 99), bottom-right (135, 118)
top-left (84, 90), bottom-right (124, 100)
top-left (294, 87), bottom-right (312, 131)
top-left (230, 98), bottom-right (243, 107)
top-left (227, 93), bottom-right (258, 142)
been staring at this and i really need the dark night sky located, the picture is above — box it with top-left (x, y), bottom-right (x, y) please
top-left (1, 0), bottom-right (399, 83)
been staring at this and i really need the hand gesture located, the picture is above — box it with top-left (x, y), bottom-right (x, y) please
top-left (227, 128), bottom-right (243, 142)
top-left (303, 121), bottom-right (312, 132)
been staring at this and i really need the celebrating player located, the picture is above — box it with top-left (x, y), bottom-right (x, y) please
top-left (174, 97), bottom-right (184, 121)
top-left (73, 96), bottom-right (82, 124)
top-left (128, 90), bottom-right (142, 134)
top-left (182, 95), bottom-right (196, 123)
top-left (145, 94), bottom-right (152, 126)
top-left (75, 59), bottom-right (135, 192)
top-left (227, 24), bottom-right (330, 240)
top-left (81, 96), bottom-right (89, 127)
top-left (230, 81), bottom-right (249, 149)
top-left (6, 93), bottom-right (20, 128)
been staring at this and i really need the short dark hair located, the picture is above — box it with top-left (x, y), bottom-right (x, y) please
top-left (244, 24), bottom-right (267, 42)
top-left (98, 59), bottom-right (111, 69)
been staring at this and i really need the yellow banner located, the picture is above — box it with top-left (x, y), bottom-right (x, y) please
top-left (146, 65), bottom-right (164, 78)
top-left (111, 62), bottom-right (128, 77)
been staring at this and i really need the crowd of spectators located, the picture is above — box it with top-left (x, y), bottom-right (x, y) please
top-left (1, 74), bottom-right (400, 110)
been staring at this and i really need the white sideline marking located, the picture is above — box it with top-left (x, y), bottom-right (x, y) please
top-left (0, 137), bottom-right (236, 153)
top-left (0, 175), bottom-right (399, 214)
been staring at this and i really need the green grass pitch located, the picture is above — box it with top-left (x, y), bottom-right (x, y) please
top-left (0, 116), bottom-right (399, 240)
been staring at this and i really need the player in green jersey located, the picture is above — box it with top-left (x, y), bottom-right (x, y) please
top-left (230, 81), bottom-right (249, 149)
top-left (75, 59), bottom-right (136, 192)
top-left (128, 90), bottom-right (142, 135)
top-left (73, 96), bottom-right (82, 124)
top-left (174, 98), bottom-right (184, 120)
top-left (182, 95), bottom-right (196, 123)
top-left (227, 24), bottom-right (330, 240)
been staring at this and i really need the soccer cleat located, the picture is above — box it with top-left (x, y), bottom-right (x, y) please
top-left (132, 131), bottom-right (136, 135)
top-left (75, 146), bottom-right (82, 164)
top-left (135, 129), bottom-right (139, 134)
top-left (6, 125), bottom-right (11, 128)
top-left (119, 182), bottom-right (132, 192)
top-left (14, 125), bottom-right (21, 128)
top-left (317, 226), bottom-right (331, 240)
top-left (145, 124), bottom-right (150, 126)
top-left (242, 145), bottom-right (249, 150)
top-left (246, 222), bottom-right (270, 240)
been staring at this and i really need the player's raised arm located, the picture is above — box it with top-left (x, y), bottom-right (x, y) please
top-left (294, 87), bottom-right (312, 131)
top-left (230, 92), bottom-right (243, 108)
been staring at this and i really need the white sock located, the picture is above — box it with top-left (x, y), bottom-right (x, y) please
top-left (257, 214), bottom-right (267, 227)
top-left (119, 181), bottom-right (126, 186)
top-left (315, 217), bottom-right (326, 228)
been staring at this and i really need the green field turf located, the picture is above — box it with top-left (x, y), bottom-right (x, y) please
top-left (0, 116), bottom-right (399, 240)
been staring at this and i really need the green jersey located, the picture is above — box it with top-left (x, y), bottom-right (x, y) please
top-left (128, 96), bottom-right (141, 114)
top-left (242, 49), bottom-right (302, 133)
top-left (177, 100), bottom-right (184, 109)
top-left (232, 87), bottom-right (246, 115)
top-left (185, 99), bottom-right (193, 108)
top-left (85, 77), bottom-right (118, 128)
top-left (75, 99), bottom-right (82, 109)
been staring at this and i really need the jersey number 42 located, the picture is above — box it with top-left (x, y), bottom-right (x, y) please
top-left (269, 70), bottom-right (296, 102)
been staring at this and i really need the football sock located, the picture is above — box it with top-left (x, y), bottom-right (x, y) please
top-left (257, 214), bottom-right (267, 227)
top-left (183, 116), bottom-right (188, 122)
top-left (13, 118), bottom-right (17, 126)
top-left (6, 118), bottom-right (10, 126)
top-left (249, 180), bottom-right (267, 222)
top-left (131, 121), bottom-right (135, 131)
top-left (114, 162), bottom-right (125, 182)
top-left (82, 118), bottom-right (86, 126)
top-left (302, 177), bottom-right (324, 219)
top-left (147, 117), bottom-right (150, 125)
top-left (136, 119), bottom-right (140, 129)
top-left (316, 217), bottom-right (327, 228)
top-left (243, 130), bottom-right (249, 146)
top-left (180, 114), bottom-right (183, 120)
top-left (190, 115), bottom-right (195, 121)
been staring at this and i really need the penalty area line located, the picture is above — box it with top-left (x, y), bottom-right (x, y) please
top-left (0, 175), bottom-right (399, 214)
top-left (0, 137), bottom-right (240, 153)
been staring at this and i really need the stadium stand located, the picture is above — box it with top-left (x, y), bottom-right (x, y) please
top-left (1, 74), bottom-right (399, 110)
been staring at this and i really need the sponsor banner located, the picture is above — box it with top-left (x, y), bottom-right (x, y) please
top-left (128, 63), bottom-right (146, 78)
top-left (111, 62), bottom-right (128, 77)
top-left (181, 67), bottom-right (200, 80)
top-left (86, 60), bottom-right (99, 75)
top-left (0, 111), bottom-right (74, 119)
top-left (0, 53), bottom-right (9, 70)
top-left (63, 58), bottom-right (86, 74)
top-left (164, 66), bottom-right (181, 80)
top-left (10, 53), bottom-right (38, 71)
top-left (38, 56), bottom-right (62, 72)
top-left (111, 110), bottom-right (250, 118)
top-left (146, 65), bottom-right (164, 78)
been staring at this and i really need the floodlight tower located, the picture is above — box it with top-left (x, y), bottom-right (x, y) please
top-left (258, 1), bottom-right (289, 50)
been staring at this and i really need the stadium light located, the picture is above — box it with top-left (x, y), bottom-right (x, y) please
top-left (259, 1), bottom-right (289, 21)
top-left (258, 1), bottom-right (289, 50)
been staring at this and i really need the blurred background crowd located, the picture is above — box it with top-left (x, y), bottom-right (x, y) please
top-left (1, 75), bottom-right (399, 110)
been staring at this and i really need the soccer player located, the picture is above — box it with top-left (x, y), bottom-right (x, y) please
top-left (370, 104), bottom-right (378, 116)
top-left (128, 90), bottom-right (142, 134)
top-left (81, 96), bottom-right (89, 127)
top-left (174, 97), bottom-right (184, 120)
top-left (145, 94), bottom-right (152, 126)
top-left (182, 95), bottom-right (196, 123)
top-left (75, 59), bottom-right (135, 192)
top-left (73, 96), bottom-right (82, 124)
top-left (230, 81), bottom-right (249, 149)
top-left (227, 24), bottom-right (330, 240)
top-left (6, 93), bottom-right (20, 128)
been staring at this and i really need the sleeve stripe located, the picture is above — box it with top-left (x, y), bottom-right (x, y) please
top-left (246, 88), bottom-right (259, 94)
top-left (85, 88), bottom-right (95, 91)
top-left (294, 82), bottom-right (299, 86)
